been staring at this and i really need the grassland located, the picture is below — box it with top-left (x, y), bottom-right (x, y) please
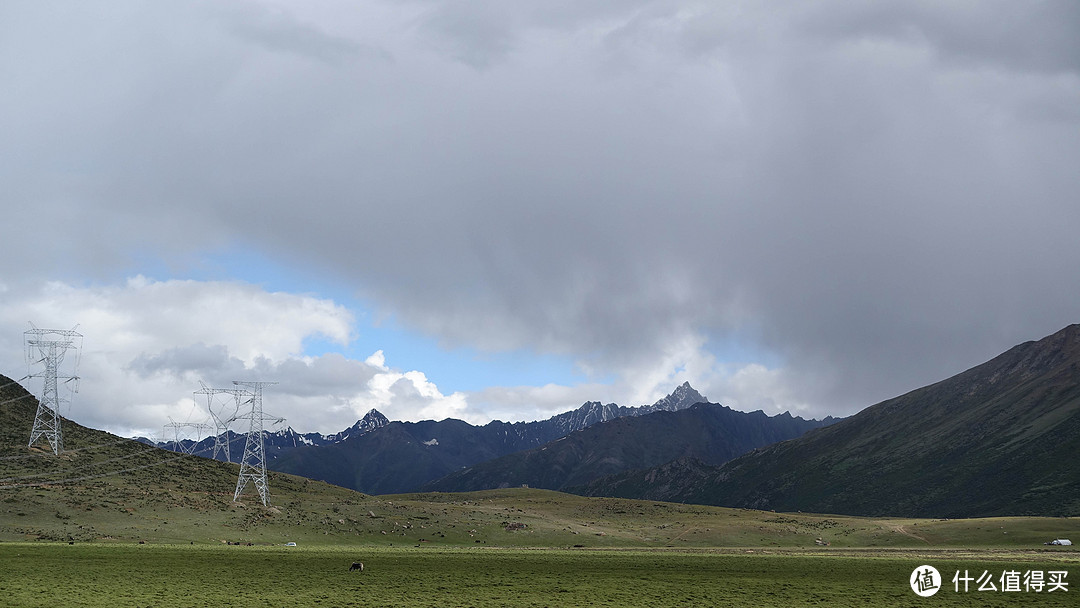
top-left (3, 480), bottom-right (1077, 606)
top-left (1, 543), bottom-right (1077, 607)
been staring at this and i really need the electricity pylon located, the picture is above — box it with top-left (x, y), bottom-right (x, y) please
top-left (195, 384), bottom-right (244, 462)
top-left (25, 325), bottom-right (82, 455)
top-left (163, 419), bottom-right (212, 454)
top-left (231, 381), bottom-right (283, 506)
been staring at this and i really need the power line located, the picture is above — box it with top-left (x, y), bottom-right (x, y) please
top-left (0, 438), bottom-right (131, 461)
top-left (0, 391), bottom-right (35, 408)
top-left (0, 450), bottom-right (197, 489)
top-left (0, 436), bottom-right (240, 487)
top-left (0, 376), bottom-right (32, 391)
top-left (0, 376), bottom-right (131, 460)
top-left (162, 420), bottom-right (213, 454)
top-left (0, 446), bottom-right (165, 483)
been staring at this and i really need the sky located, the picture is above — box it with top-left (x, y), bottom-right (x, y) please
top-left (2, 1), bottom-right (1078, 438)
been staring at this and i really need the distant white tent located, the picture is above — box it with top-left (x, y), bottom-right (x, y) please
top-left (1047, 539), bottom-right (1072, 546)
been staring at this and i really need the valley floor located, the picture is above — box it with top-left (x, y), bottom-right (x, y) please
top-left (0, 543), bottom-right (1076, 607)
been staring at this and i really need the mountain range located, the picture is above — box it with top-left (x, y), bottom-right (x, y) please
top-left (142, 408), bottom-right (392, 464)
top-left (575, 324), bottom-right (1080, 517)
top-left (268, 382), bottom-right (787, 494)
top-left (142, 382), bottom-right (717, 484)
top-left (423, 403), bottom-right (835, 493)
top-left (266, 382), bottom-right (837, 495)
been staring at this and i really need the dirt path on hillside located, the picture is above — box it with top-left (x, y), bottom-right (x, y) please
top-left (888, 523), bottom-right (930, 544)
top-left (670, 527), bottom-right (697, 543)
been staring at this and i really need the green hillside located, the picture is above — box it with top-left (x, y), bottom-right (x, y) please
top-left (589, 325), bottom-right (1080, 517)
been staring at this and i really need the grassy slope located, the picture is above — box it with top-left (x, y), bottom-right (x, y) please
top-left (2, 373), bottom-right (1078, 549)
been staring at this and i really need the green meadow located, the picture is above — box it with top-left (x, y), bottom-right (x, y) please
top-left (0, 543), bottom-right (1076, 607)
top-left (3, 478), bottom-right (1079, 606)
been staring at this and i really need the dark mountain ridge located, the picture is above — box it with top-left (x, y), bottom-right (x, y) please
top-left (141, 409), bottom-right (392, 464)
top-left (269, 382), bottom-right (712, 494)
top-left (423, 402), bottom-right (836, 493)
top-left (144, 383), bottom-right (708, 468)
top-left (577, 324), bottom-right (1080, 517)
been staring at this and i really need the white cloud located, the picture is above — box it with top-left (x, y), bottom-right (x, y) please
top-left (468, 382), bottom-right (614, 422)
top-left (2, 1), bottom-right (1078, 429)
top-left (0, 276), bottom-right (353, 363)
top-left (0, 276), bottom-right (853, 441)
top-left (360, 369), bottom-right (474, 424)
top-left (364, 349), bottom-right (387, 368)
top-left (0, 278), bottom-right (476, 436)
top-left (467, 331), bottom-right (829, 422)
top-left (711, 364), bottom-right (814, 416)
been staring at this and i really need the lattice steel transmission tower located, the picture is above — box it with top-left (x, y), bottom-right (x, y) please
top-left (163, 420), bottom-right (212, 454)
top-left (231, 381), bottom-right (283, 506)
top-left (194, 384), bottom-right (244, 462)
top-left (25, 325), bottom-right (83, 455)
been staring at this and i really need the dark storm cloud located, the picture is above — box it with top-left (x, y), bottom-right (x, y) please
top-left (3, 1), bottom-right (1079, 419)
top-left (800, 1), bottom-right (1080, 75)
top-left (127, 343), bottom-right (242, 379)
top-left (225, 3), bottom-right (391, 65)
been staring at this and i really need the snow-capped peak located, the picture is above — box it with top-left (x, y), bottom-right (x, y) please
top-left (650, 382), bottom-right (706, 412)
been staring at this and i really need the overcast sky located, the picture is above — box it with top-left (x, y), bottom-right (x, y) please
top-left (2, 1), bottom-right (1078, 438)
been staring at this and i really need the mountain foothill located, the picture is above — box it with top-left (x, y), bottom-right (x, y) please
top-left (8, 324), bottom-right (1080, 519)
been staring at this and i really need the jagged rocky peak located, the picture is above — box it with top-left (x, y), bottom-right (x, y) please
top-left (345, 409), bottom-right (390, 435)
top-left (323, 409), bottom-right (390, 442)
top-left (577, 401), bottom-right (619, 425)
top-left (651, 381), bottom-right (707, 412)
top-left (562, 401), bottom-right (616, 423)
top-left (359, 409), bottom-right (390, 428)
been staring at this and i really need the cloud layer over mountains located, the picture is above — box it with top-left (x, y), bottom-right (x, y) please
top-left (2, 1), bottom-right (1078, 434)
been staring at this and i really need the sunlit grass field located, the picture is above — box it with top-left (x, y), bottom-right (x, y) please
top-left (1, 543), bottom-right (1076, 607)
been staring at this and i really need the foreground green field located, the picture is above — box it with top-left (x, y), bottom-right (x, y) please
top-left (1, 543), bottom-right (1076, 607)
